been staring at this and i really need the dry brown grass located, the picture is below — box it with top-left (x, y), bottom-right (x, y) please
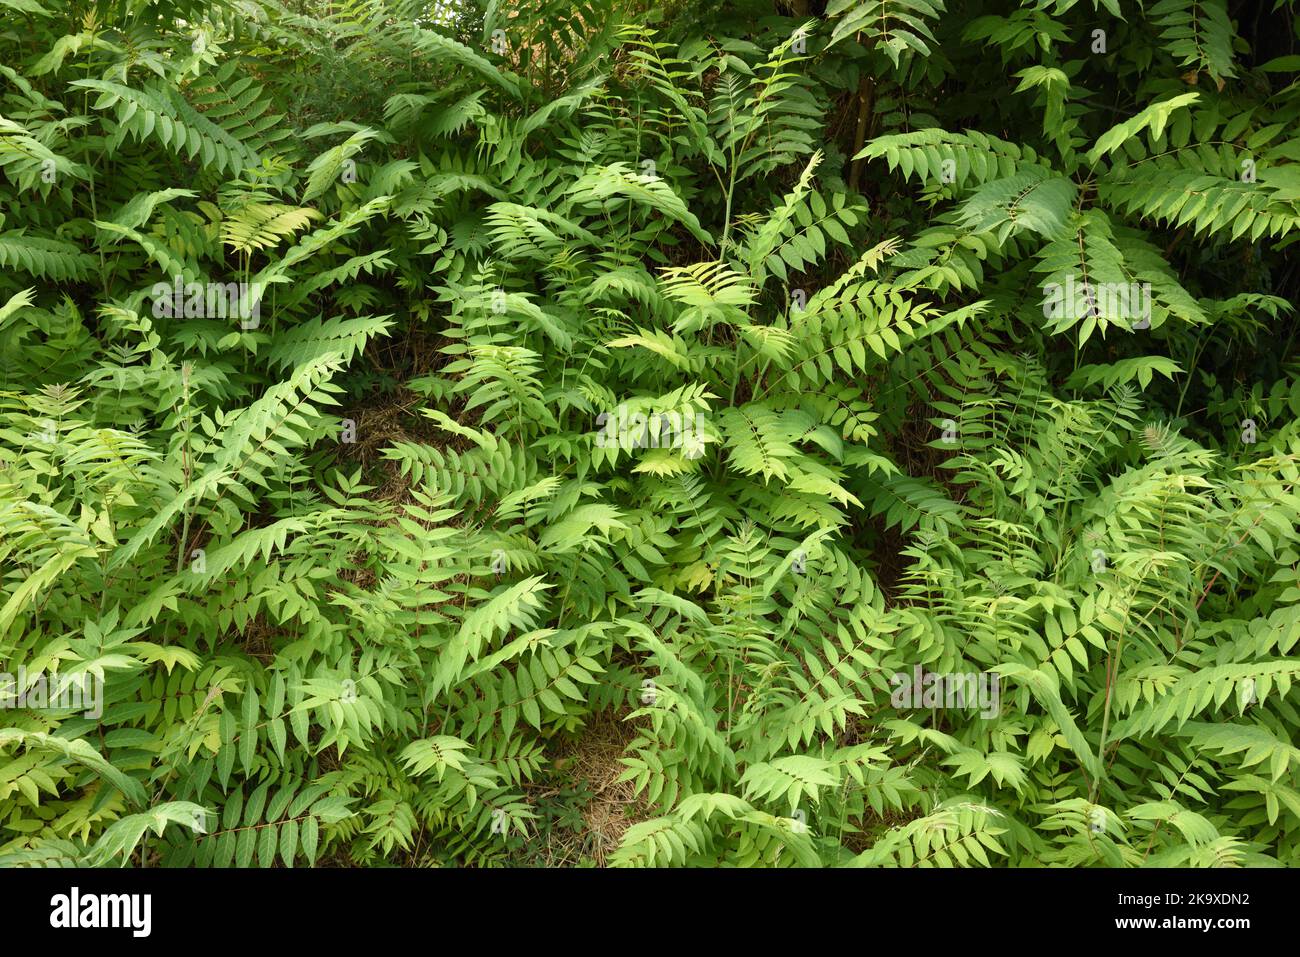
top-left (528, 710), bottom-right (649, 867)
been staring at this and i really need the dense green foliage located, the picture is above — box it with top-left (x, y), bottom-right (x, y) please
top-left (1, 0), bottom-right (1299, 868)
